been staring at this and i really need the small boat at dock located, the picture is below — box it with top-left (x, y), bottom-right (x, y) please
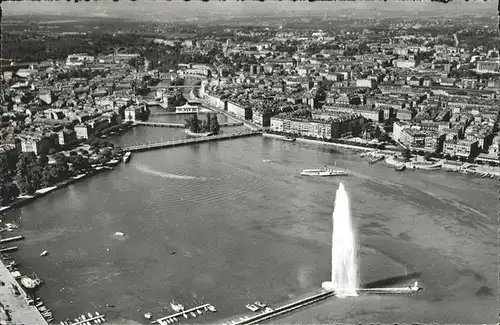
top-left (369, 155), bottom-right (385, 165)
top-left (395, 163), bottom-right (406, 171)
top-left (4, 223), bottom-right (19, 230)
top-left (282, 136), bottom-right (296, 142)
top-left (190, 311), bottom-right (197, 317)
top-left (245, 304), bottom-right (259, 312)
top-left (170, 302), bottom-right (185, 312)
top-left (254, 301), bottom-right (267, 308)
top-left (123, 152), bottom-right (132, 163)
top-left (196, 309), bottom-right (202, 314)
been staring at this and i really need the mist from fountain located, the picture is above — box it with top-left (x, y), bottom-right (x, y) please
top-left (322, 182), bottom-right (358, 297)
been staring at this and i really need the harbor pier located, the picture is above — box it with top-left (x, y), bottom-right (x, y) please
top-left (152, 304), bottom-right (215, 324)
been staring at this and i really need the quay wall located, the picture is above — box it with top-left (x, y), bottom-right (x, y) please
top-left (0, 260), bottom-right (48, 324)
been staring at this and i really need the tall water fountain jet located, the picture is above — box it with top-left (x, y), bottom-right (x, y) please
top-left (322, 182), bottom-right (358, 297)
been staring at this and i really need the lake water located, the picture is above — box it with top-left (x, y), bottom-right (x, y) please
top-left (4, 132), bottom-right (497, 324)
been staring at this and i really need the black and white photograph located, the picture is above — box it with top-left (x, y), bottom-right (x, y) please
top-left (0, 0), bottom-right (498, 324)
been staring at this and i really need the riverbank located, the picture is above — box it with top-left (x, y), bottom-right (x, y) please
top-left (263, 133), bottom-right (499, 178)
top-left (384, 154), bottom-right (500, 177)
top-left (0, 165), bottom-right (115, 215)
top-left (262, 133), bottom-right (403, 156)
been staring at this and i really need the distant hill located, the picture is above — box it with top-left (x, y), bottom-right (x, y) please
top-left (3, 1), bottom-right (496, 24)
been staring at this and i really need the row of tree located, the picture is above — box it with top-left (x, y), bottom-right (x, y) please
top-left (184, 113), bottom-right (221, 134)
top-left (0, 151), bottom-right (93, 206)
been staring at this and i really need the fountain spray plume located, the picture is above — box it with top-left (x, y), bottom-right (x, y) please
top-left (322, 182), bottom-right (358, 297)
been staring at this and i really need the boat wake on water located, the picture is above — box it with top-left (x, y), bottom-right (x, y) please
top-left (135, 163), bottom-right (206, 181)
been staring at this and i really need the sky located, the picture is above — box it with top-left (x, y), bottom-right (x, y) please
top-left (3, 1), bottom-right (497, 22)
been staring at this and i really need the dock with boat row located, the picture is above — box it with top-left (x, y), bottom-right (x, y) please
top-left (152, 304), bottom-right (216, 325)
top-left (123, 131), bottom-right (262, 153)
top-left (63, 311), bottom-right (106, 325)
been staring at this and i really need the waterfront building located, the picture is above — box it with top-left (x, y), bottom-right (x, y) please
top-left (227, 101), bottom-right (252, 120)
top-left (399, 129), bottom-right (426, 150)
top-left (423, 132), bottom-right (447, 152)
top-left (443, 139), bottom-right (480, 158)
top-left (252, 108), bottom-right (277, 127)
top-left (18, 134), bottom-right (58, 155)
top-left (270, 113), bottom-right (364, 139)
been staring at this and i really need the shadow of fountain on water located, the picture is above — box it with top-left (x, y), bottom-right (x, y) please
top-left (361, 272), bottom-right (421, 289)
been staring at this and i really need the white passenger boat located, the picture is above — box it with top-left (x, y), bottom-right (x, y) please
top-left (300, 166), bottom-right (348, 177)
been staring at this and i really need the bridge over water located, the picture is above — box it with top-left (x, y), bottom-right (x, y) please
top-left (135, 121), bottom-right (244, 128)
top-left (123, 130), bottom-right (262, 152)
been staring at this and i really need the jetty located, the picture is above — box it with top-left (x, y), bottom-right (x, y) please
top-left (0, 246), bottom-right (18, 253)
top-left (152, 304), bottom-right (215, 324)
top-left (0, 235), bottom-right (24, 243)
top-left (135, 121), bottom-right (244, 128)
top-left (123, 130), bottom-right (262, 153)
top-left (67, 312), bottom-right (106, 325)
top-left (357, 287), bottom-right (421, 295)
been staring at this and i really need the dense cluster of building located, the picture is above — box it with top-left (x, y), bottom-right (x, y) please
top-left (1, 24), bottom-right (499, 163)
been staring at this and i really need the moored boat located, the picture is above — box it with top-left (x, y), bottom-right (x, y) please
top-left (245, 304), bottom-right (259, 312)
top-left (369, 155), bottom-right (385, 165)
top-left (184, 129), bottom-right (214, 138)
top-left (282, 136), bottom-right (296, 142)
top-left (395, 163), bottom-right (406, 172)
top-left (20, 275), bottom-right (42, 289)
top-left (123, 152), bottom-right (132, 163)
top-left (170, 301), bottom-right (185, 312)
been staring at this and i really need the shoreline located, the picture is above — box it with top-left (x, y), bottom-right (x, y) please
top-left (0, 165), bottom-right (116, 215)
top-left (262, 133), bottom-right (499, 178)
top-left (262, 133), bottom-right (393, 153)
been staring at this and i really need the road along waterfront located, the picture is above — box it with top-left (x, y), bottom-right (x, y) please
top-left (2, 135), bottom-right (497, 324)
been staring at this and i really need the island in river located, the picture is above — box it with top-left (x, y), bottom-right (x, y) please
top-left (184, 113), bottom-right (220, 137)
